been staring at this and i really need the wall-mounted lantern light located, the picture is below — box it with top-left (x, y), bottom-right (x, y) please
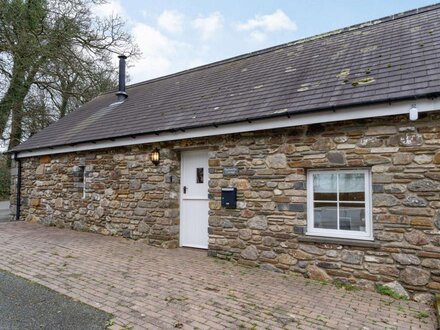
top-left (409, 104), bottom-right (418, 121)
top-left (150, 148), bottom-right (160, 166)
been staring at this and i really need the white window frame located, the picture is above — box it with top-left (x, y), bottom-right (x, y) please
top-left (306, 168), bottom-right (373, 240)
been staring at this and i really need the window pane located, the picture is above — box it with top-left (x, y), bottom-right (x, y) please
top-left (313, 173), bottom-right (337, 201)
top-left (339, 203), bottom-right (366, 231)
top-left (339, 172), bottom-right (365, 201)
top-left (196, 168), bottom-right (204, 184)
top-left (314, 202), bottom-right (337, 229)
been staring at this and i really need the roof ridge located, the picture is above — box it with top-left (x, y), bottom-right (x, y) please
top-left (98, 2), bottom-right (440, 96)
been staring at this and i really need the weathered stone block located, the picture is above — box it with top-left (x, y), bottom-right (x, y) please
top-left (402, 195), bottom-right (427, 207)
top-left (364, 155), bottom-right (390, 165)
top-left (397, 133), bottom-right (423, 146)
top-left (392, 153), bottom-right (414, 165)
top-left (433, 151), bottom-right (440, 164)
top-left (414, 155), bottom-right (432, 164)
top-left (262, 236), bottom-right (278, 247)
top-left (306, 265), bottom-right (331, 281)
top-left (382, 281), bottom-right (409, 299)
top-left (209, 201), bottom-right (221, 210)
top-left (260, 263), bottom-right (282, 272)
top-left (400, 267), bottom-right (430, 286)
top-left (341, 250), bottom-right (364, 264)
top-left (366, 126), bottom-right (397, 135)
top-left (404, 230), bottom-right (429, 245)
top-left (326, 151), bottom-right (346, 165)
top-left (229, 146), bottom-right (249, 156)
top-left (421, 259), bottom-right (440, 269)
top-left (293, 226), bottom-right (305, 235)
top-left (290, 250), bottom-right (312, 260)
top-left (39, 155), bottom-right (51, 164)
top-left (279, 254), bottom-right (296, 265)
top-left (266, 154), bottom-right (287, 169)
top-left (29, 198), bottom-right (40, 207)
top-left (373, 194), bottom-right (399, 207)
top-left (407, 179), bottom-right (440, 192)
top-left (411, 217), bottom-right (433, 228)
top-left (357, 136), bottom-right (383, 147)
top-left (54, 198), bottom-right (63, 209)
top-left (391, 253), bottom-right (420, 265)
top-left (241, 245), bottom-right (259, 260)
top-left (261, 250), bottom-right (277, 259)
top-left (247, 215), bottom-right (267, 230)
top-left (316, 262), bottom-right (340, 269)
top-left (299, 244), bottom-right (325, 256)
top-left (277, 203), bottom-right (305, 212)
top-left (231, 178), bottom-right (250, 190)
top-left (240, 209), bottom-right (255, 218)
top-left (311, 137), bottom-right (336, 151)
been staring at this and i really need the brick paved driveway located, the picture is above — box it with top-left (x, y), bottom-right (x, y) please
top-left (0, 222), bottom-right (436, 330)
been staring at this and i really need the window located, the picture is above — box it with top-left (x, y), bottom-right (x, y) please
top-left (74, 165), bottom-right (86, 198)
top-left (196, 167), bottom-right (204, 184)
top-left (307, 169), bottom-right (372, 240)
top-left (81, 166), bottom-right (86, 199)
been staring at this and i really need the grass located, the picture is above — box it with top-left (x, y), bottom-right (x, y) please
top-left (414, 311), bottom-right (429, 319)
top-left (376, 284), bottom-right (408, 300)
top-left (334, 280), bottom-right (359, 292)
top-left (105, 318), bottom-right (115, 328)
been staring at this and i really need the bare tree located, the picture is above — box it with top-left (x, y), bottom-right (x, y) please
top-left (0, 0), bottom-right (139, 149)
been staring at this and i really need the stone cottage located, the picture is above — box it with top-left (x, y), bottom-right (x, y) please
top-left (9, 5), bottom-right (440, 297)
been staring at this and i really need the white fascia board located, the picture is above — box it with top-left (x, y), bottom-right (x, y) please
top-left (16, 98), bottom-right (440, 159)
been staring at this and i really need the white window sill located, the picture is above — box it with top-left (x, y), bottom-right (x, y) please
top-left (306, 230), bottom-right (373, 241)
top-left (299, 235), bottom-right (380, 248)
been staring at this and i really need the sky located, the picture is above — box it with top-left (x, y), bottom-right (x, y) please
top-left (95, 0), bottom-right (439, 84)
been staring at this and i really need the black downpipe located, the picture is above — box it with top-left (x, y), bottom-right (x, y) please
top-left (15, 154), bottom-right (21, 221)
top-left (116, 55), bottom-right (128, 101)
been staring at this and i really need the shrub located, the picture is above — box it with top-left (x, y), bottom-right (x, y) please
top-left (0, 154), bottom-right (10, 200)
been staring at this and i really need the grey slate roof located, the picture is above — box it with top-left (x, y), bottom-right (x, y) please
top-left (12, 4), bottom-right (440, 153)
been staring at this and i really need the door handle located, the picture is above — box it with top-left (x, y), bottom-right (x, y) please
top-left (183, 186), bottom-right (188, 194)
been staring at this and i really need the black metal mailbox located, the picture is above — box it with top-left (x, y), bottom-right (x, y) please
top-left (221, 187), bottom-right (237, 209)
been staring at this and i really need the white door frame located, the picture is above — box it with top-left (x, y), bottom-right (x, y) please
top-left (179, 149), bottom-right (209, 249)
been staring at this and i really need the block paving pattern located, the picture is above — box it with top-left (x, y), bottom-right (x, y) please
top-left (0, 222), bottom-right (436, 330)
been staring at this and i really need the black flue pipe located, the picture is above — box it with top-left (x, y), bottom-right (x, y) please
top-left (116, 55), bottom-right (128, 101)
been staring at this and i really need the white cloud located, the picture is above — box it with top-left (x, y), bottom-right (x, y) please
top-left (238, 9), bottom-right (297, 32)
top-left (157, 10), bottom-right (184, 34)
top-left (92, 0), bottom-right (125, 18)
top-left (238, 9), bottom-right (297, 42)
top-left (191, 12), bottom-right (223, 40)
top-left (130, 23), bottom-right (190, 82)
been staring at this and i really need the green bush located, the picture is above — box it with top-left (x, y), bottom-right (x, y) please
top-left (0, 155), bottom-right (10, 200)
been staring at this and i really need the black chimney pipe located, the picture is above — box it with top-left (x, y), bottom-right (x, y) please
top-left (116, 54), bottom-right (128, 101)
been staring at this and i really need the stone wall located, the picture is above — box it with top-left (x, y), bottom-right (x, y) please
top-left (206, 113), bottom-right (440, 297)
top-left (11, 145), bottom-right (182, 247)
top-left (10, 112), bottom-right (440, 296)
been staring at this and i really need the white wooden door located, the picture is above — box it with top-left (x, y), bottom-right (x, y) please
top-left (180, 150), bottom-right (209, 249)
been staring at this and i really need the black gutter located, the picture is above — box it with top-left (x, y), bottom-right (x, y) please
top-left (9, 92), bottom-right (440, 156)
top-left (15, 153), bottom-right (22, 221)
